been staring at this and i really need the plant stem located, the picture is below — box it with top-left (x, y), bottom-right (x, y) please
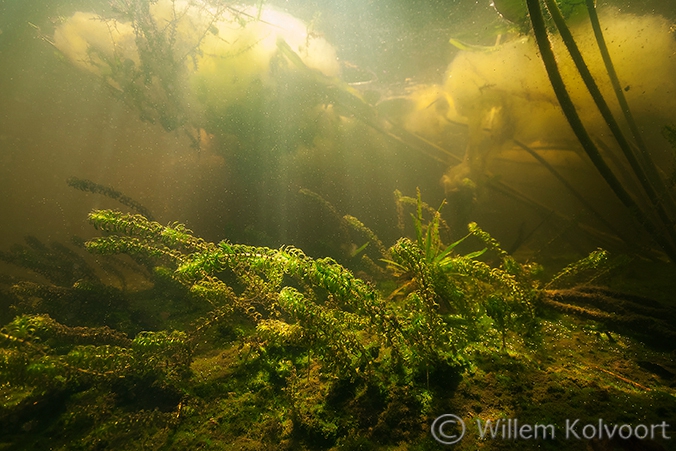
top-left (584, 0), bottom-right (675, 214)
top-left (543, 0), bottom-right (676, 253)
top-left (525, 0), bottom-right (676, 263)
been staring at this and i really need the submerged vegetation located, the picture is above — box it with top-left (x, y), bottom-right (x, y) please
top-left (2, 189), bottom-right (675, 449)
top-left (2, 0), bottom-right (675, 449)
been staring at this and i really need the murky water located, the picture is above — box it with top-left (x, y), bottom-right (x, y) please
top-left (2, 0), bottom-right (675, 263)
top-left (1, 1), bottom-right (676, 449)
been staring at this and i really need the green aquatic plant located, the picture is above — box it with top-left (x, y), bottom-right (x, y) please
top-left (0, 236), bottom-right (139, 330)
top-left (544, 248), bottom-right (609, 289)
top-left (84, 205), bottom-right (522, 388)
top-left (394, 189), bottom-right (451, 238)
top-left (0, 194), bottom-right (631, 448)
top-left (86, 210), bottom-right (397, 355)
top-left (67, 177), bottom-right (154, 220)
top-left (299, 188), bottom-right (388, 262)
top-left (84, 193), bottom-right (615, 364)
top-left (384, 190), bottom-right (538, 353)
top-left (2, 264), bottom-right (187, 340)
top-left (0, 314), bottom-right (189, 396)
top-left (0, 314), bottom-right (190, 448)
top-left (80, 206), bottom-right (474, 442)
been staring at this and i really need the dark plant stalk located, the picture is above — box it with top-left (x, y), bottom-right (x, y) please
top-left (542, 0), bottom-right (676, 251)
top-left (68, 177), bottom-right (154, 220)
top-left (584, 0), bottom-right (676, 214)
top-left (582, 2), bottom-right (642, 161)
top-left (525, 0), bottom-right (676, 263)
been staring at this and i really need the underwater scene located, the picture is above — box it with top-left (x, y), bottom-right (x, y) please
top-left (1, 0), bottom-right (676, 449)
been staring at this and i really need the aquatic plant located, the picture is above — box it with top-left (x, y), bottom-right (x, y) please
top-left (84, 185), bottom-right (548, 375)
top-left (0, 234), bottom-right (137, 331)
top-left (544, 248), bottom-right (609, 290)
top-left (0, 191), bottom-right (646, 448)
top-left (85, 210), bottom-right (407, 376)
top-left (0, 314), bottom-right (189, 413)
top-left (70, 201), bottom-right (543, 443)
top-left (522, 0), bottom-right (676, 262)
top-left (66, 205), bottom-right (468, 442)
top-left (384, 190), bottom-right (539, 352)
top-left (67, 177), bottom-right (154, 220)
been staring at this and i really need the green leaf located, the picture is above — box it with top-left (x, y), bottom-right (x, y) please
top-left (463, 248), bottom-right (488, 260)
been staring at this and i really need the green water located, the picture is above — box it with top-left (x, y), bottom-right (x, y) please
top-left (1, 1), bottom-right (675, 449)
